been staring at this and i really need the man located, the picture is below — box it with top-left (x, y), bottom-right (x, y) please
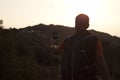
top-left (58, 14), bottom-right (110, 80)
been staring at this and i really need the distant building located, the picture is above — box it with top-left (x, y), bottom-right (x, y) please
top-left (0, 19), bottom-right (4, 29)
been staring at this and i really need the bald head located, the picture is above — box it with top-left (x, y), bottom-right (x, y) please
top-left (75, 14), bottom-right (89, 31)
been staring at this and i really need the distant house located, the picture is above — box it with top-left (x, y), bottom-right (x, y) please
top-left (0, 19), bottom-right (3, 29)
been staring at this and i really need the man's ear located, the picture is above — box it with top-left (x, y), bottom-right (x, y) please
top-left (86, 24), bottom-right (89, 29)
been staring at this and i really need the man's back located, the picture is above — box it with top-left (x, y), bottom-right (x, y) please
top-left (62, 32), bottom-right (98, 80)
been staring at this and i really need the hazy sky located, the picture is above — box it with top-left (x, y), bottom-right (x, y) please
top-left (0, 0), bottom-right (120, 37)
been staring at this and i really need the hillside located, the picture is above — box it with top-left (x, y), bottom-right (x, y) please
top-left (0, 23), bottom-right (120, 80)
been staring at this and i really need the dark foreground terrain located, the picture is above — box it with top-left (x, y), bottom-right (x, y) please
top-left (0, 24), bottom-right (120, 80)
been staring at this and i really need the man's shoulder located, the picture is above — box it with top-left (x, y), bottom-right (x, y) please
top-left (63, 34), bottom-right (98, 46)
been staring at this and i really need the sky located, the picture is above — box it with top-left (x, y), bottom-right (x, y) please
top-left (0, 0), bottom-right (120, 37)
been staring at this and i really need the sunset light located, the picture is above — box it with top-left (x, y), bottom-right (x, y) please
top-left (0, 1), bottom-right (120, 80)
top-left (0, 0), bottom-right (120, 36)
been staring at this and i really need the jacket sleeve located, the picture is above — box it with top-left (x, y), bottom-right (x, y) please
top-left (58, 40), bottom-right (64, 50)
top-left (96, 40), bottom-right (110, 80)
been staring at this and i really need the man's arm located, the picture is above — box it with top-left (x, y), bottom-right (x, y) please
top-left (96, 40), bottom-right (110, 80)
top-left (49, 39), bottom-right (64, 54)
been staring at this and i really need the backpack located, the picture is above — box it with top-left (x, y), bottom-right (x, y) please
top-left (61, 34), bottom-right (98, 80)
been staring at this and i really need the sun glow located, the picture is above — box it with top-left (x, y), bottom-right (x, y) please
top-left (70, 0), bottom-right (104, 25)
top-left (62, 0), bottom-right (108, 31)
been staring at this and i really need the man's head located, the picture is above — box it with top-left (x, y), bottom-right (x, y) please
top-left (75, 14), bottom-right (89, 32)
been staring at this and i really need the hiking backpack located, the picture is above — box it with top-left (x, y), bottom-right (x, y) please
top-left (62, 34), bottom-right (98, 80)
